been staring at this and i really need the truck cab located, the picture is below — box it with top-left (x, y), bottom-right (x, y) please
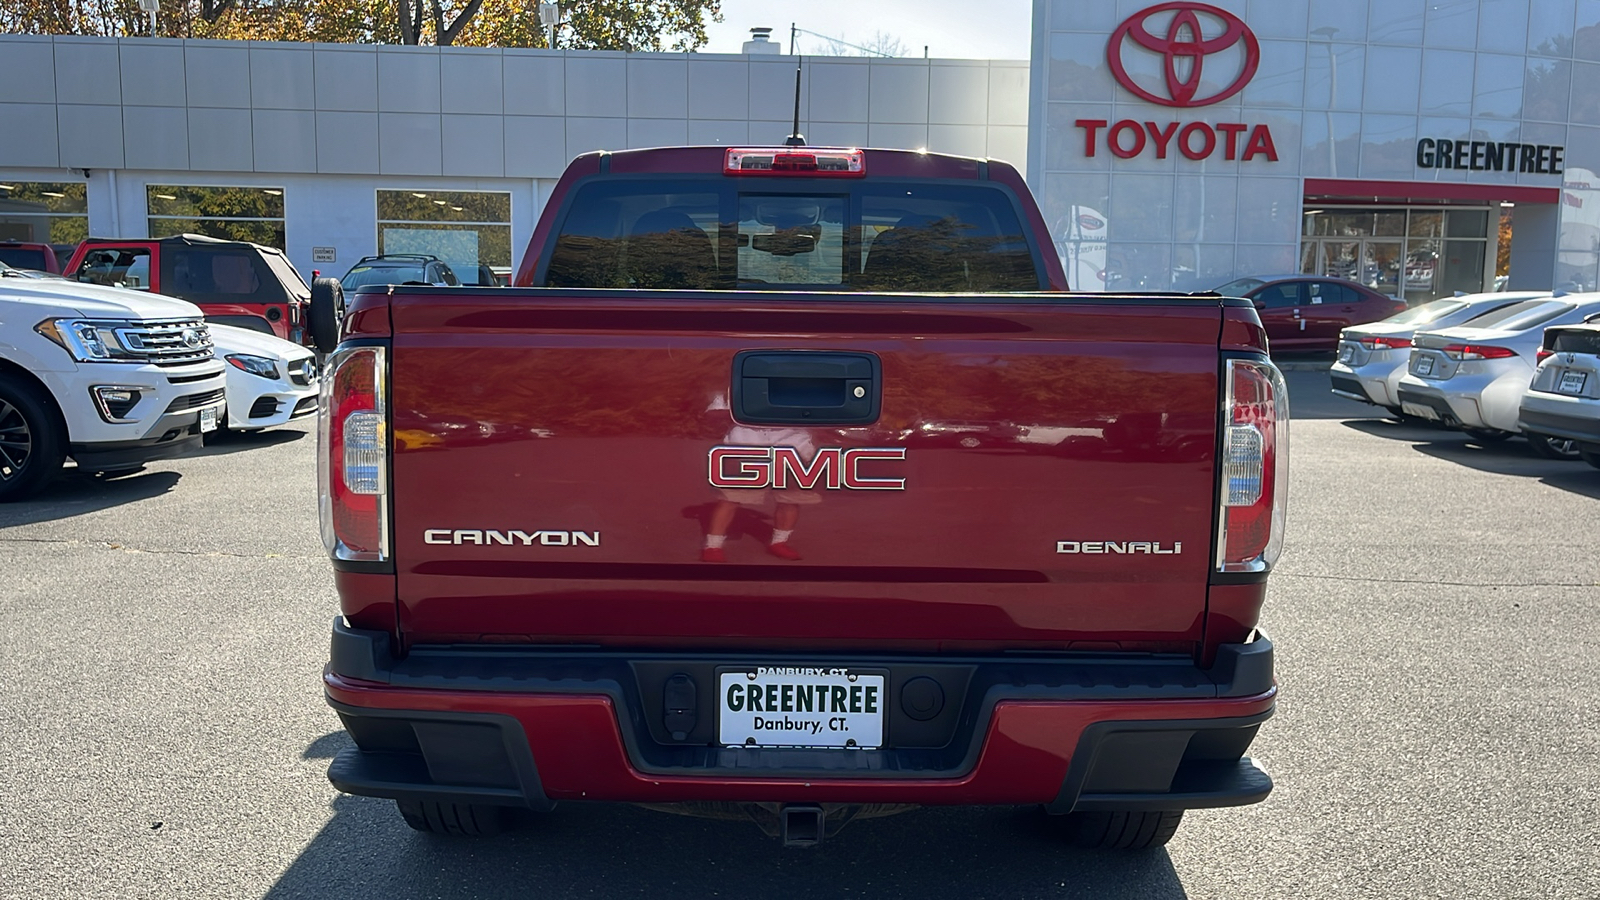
top-left (64, 234), bottom-right (318, 347)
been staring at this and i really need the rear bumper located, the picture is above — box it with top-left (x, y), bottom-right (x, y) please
top-left (323, 619), bottom-right (1276, 813)
top-left (1518, 395), bottom-right (1600, 443)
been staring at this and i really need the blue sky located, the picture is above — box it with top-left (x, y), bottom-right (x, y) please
top-left (700, 0), bottom-right (1032, 59)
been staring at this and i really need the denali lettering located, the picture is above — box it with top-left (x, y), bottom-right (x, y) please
top-left (1057, 541), bottom-right (1182, 554)
top-left (1077, 119), bottom-right (1277, 162)
top-left (709, 446), bottom-right (907, 490)
top-left (424, 529), bottom-right (601, 546)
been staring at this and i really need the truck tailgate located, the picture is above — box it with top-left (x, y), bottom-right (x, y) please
top-left (390, 292), bottom-right (1223, 651)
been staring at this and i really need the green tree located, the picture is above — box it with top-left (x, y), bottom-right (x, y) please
top-left (0, 0), bottom-right (722, 50)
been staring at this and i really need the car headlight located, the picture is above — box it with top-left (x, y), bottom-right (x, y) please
top-left (35, 318), bottom-right (142, 362)
top-left (226, 354), bottom-right (281, 379)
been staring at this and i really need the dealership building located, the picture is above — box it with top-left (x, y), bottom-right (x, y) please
top-left (3, 0), bottom-right (1600, 297)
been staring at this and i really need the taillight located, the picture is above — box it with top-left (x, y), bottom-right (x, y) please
top-left (724, 147), bottom-right (866, 176)
top-left (1359, 335), bottom-right (1411, 350)
top-left (1441, 343), bottom-right (1516, 360)
top-left (1216, 359), bottom-right (1289, 574)
top-left (318, 345), bottom-right (389, 562)
top-left (1536, 348), bottom-right (1554, 363)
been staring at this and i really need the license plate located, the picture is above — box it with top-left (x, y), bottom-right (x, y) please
top-left (199, 406), bottom-right (218, 432)
top-left (1415, 356), bottom-right (1435, 376)
top-left (1558, 370), bottom-right (1588, 394)
top-left (719, 668), bottom-right (885, 749)
top-left (1401, 401), bottom-right (1439, 420)
top-left (1338, 345), bottom-right (1355, 363)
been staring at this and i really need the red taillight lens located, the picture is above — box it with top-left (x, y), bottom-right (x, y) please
top-left (1217, 359), bottom-right (1289, 573)
top-left (1536, 348), bottom-right (1555, 363)
top-left (1359, 336), bottom-right (1412, 350)
top-left (724, 147), bottom-right (866, 176)
top-left (318, 346), bottom-right (388, 562)
top-left (1442, 343), bottom-right (1516, 360)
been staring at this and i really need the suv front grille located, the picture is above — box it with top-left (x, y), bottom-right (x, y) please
top-left (115, 319), bottom-right (214, 367)
top-left (164, 388), bottom-right (226, 414)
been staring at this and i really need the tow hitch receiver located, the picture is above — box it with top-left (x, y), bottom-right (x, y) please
top-left (780, 805), bottom-right (826, 848)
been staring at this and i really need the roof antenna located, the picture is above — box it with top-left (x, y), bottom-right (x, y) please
top-left (785, 55), bottom-right (806, 146)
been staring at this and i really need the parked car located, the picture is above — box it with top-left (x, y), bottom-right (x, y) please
top-left (1395, 294), bottom-right (1600, 456)
top-left (0, 241), bottom-right (63, 274)
top-left (1331, 292), bottom-right (1548, 415)
top-left (0, 261), bottom-right (226, 500)
top-left (339, 254), bottom-right (460, 290)
top-left (208, 324), bottom-right (319, 432)
top-left (1214, 275), bottom-right (1407, 352)
top-left (64, 234), bottom-right (338, 352)
top-left (1518, 317), bottom-right (1600, 469)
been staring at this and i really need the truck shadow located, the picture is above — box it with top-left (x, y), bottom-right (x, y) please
top-left (263, 795), bottom-right (1188, 900)
top-left (0, 468), bottom-right (181, 527)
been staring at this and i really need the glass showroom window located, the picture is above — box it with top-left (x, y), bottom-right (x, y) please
top-left (376, 190), bottom-right (512, 286)
top-left (1300, 207), bottom-right (1493, 305)
top-left (147, 185), bottom-right (287, 249)
top-left (0, 181), bottom-right (89, 252)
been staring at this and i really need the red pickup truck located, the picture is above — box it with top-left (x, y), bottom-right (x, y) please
top-left (318, 146), bottom-right (1289, 849)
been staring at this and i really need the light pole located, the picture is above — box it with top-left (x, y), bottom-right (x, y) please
top-left (137, 0), bottom-right (158, 36)
top-left (538, 3), bottom-right (559, 49)
top-left (1311, 27), bottom-right (1338, 178)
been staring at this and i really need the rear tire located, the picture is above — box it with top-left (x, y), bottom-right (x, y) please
top-left (1060, 810), bottom-right (1184, 850)
top-left (395, 799), bottom-right (504, 836)
top-left (309, 277), bottom-right (345, 354)
top-left (0, 374), bottom-right (66, 502)
top-left (1527, 434), bottom-right (1583, 460)
top-left (1579, 443), bottom-right (1600, 471)
top-left (1463, 428), bottom-right (1511, 443)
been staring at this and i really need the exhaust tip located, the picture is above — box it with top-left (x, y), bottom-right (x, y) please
top-left (780, 804), bottom-right (826, 848)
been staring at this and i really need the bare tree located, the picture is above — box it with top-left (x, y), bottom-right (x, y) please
top-left (812, 29), bottom-right (905, 58)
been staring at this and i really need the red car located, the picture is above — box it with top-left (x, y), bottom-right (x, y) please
top-left (0, 241), bottom-right (63, 274)
top-left (319, 146), bottom-right (1288, 849)
top-left (1216, 275), bottom-right (1406, 352)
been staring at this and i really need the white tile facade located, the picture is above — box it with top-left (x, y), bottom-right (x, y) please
top-left (1030, 0), bottom-right (1598, 290)
top-left (0, 35), bottom-right (1025, 278)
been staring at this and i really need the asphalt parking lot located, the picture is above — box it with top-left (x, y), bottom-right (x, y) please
top-left (3, 369), bottom-right (1598, 900)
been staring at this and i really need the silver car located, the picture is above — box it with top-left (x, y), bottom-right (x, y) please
top-left (1519, 319), bottom-right (1600, 469)
top-left (1395, 294), bottom-right (1600, 457)
top-left (1330, 292), bottom-right (1547, 415)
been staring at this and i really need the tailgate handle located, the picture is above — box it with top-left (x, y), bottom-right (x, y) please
top-left (732, 350), bottom-right (881, 425)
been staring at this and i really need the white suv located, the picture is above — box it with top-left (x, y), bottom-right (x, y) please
top-left (1519, 319), bottom-right (1600, 469)
top-left (0, 265), bottom-right (226, 500)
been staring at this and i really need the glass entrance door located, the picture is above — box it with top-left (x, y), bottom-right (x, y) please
top-left (1302, 207), bottom-right (1492, 304)
top-left (1305, 239), bottom-right (1401, 296)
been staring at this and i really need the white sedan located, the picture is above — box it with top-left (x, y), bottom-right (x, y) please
top-left (1395, 294), bottom-right (1600, 457)
top-left (208, 323), bottom-right (319, 430)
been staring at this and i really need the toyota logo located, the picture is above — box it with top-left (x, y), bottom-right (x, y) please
top-left (1107, 2), bottom-right (1260, 108)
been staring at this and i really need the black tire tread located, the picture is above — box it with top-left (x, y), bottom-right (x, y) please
top-left (395, 799), bottom-right (502, 836)
top-left (309, 277), bottom-right (344, 354)
top-left (1064, 810), bottom-right (1183, 850)
top-left (0, 373), bottom-right (66, 502)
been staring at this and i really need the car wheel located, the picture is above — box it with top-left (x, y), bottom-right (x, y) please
top-left (1463, 428), bottom-right (1512, 443)
top-left (1057, 810), bottom-right (1183, 850)
top-left (309, 276), bottom-right (346, 354)
top-left (1579, 443), bottom-right (1600, 471)
top-left (0, 374), bottom-right (66, 502)
top-left (395, 800), bottom-right (504, 836)
top-left (1527, 434), bottom-right (1583, 460)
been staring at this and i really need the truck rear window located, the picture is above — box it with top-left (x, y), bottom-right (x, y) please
top-left (544, 180), bottom-right (1041, 292)
top-left (0, 248), bottom-right (46, 270)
